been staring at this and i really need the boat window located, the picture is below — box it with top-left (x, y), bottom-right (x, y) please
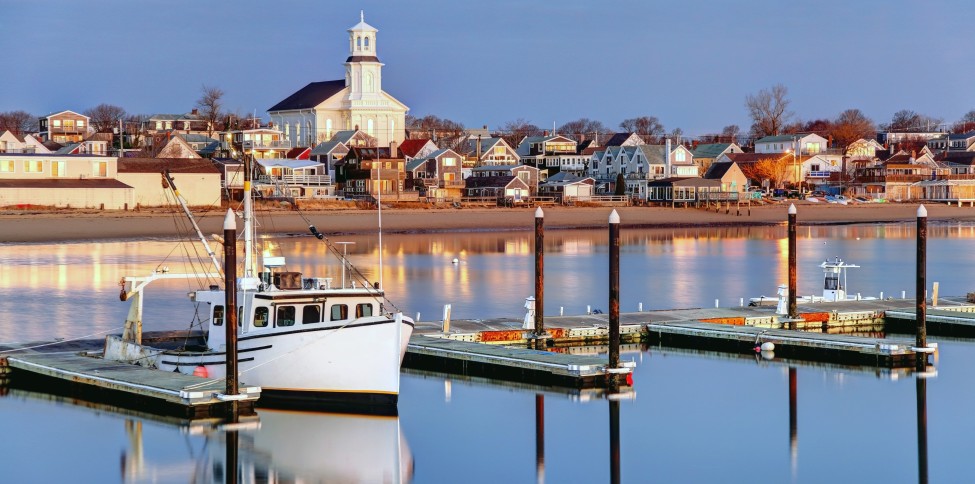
top-left (330, 304), bottom-right (348, 321)
top-left (276, 305), bottom-right (296, 327)
top-left (302, 305), bottom-right (321, 324)
top-left (238, 306), bottom-right (243, 327)
top-left (213, 305), bottom-right (224, 326)
top-left (356, 303), bottom-right (373, 318)
top-left (254, 307), bottom-right (269, 327)
top-left (825, 274), bottom-right (839, 290)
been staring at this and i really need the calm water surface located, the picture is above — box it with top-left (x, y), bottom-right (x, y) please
top-left (2, 222), bottom-right (975, 483)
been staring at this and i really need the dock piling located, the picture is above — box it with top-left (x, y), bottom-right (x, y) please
top-left (788, 204), bottom-right (798, 326)
top-left (916, 205), bottom-right (927, 368)
top-left (535, 208), bottom-right (545, 343)
top-left (223, 209), bottom-right (239, 417)
top-left (608, 210), bottom-right (620, 369)
top-left (442, 304), bottom-right (452, 333)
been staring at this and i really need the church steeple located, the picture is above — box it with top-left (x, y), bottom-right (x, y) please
top-left (345, 12), bottom-right (383, 100)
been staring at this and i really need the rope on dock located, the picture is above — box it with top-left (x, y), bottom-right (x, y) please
top-left (0, 325), bottom-right (125, 355)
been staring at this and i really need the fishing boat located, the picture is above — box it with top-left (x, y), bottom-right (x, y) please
top-left (749, 257), bottom-right (877, 308)
top-left (104, 162), bottom-right (414, 411)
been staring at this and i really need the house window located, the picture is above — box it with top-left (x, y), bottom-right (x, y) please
top-left (23, 160), bottom-right (43, 173)
top-left (355, 303), bottom-right (373, 318)
top-left (77, 120), bottom-right (85, 128)
top-left (254, 307), bottom-right (269, 327)
top-left (494, 146), bottom-right (505, 156)
top-left (675, 150), bottom-right (686, 162)
top-left (443, 157), bottom-right (456, 166)
top-left (155, 121), bottom-right (162, 130)
top-left (810, 164), bottom-right (821, 172)
top-left (212, 305), bottom-right (224, 326)
top-left (331, 304), bottom-right (349, 321)
top-left (52, 161), bottom-right (65, 177)
top-left (53, 120), bottom-right (62, 127)
top-left (0, 160), bottom-right (13, 172)
top-left (805, 142), bottom-right (821, 154)
top-left (93, 161), bottom-right (107, 177)
top-left (276, 305), bottom-right (296, 327)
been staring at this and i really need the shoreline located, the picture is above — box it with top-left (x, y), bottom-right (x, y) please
top-left (2, 202), bottom-right (975, 243)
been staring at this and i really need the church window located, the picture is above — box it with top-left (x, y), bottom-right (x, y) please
top-left (367, 119), bottom-right (374, 136)
top-left (366, 72), bottom-right (374, 91)
top-left (326, 119), bottom-right (333, 140)
top-left (365, 37), bottom-right (370, 49)
top-left (356, 36), bottom-right (361, 48)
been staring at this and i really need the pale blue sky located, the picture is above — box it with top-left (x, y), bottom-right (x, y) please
top-left (2, 0), bottom-right (973, 136)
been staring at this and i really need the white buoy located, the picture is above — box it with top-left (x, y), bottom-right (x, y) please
top-left (761, 342), bottom-right (775, 351)
top-left (760, 350), bottom-right (775, 360)
top-left (880, 292), bottom-right (884, 300)
top-left (739, 298), bottom-right (744, 307)
top-left (452, 258), bottom-right (459, 264)
top-left (560, 306), bottom-right (564, 316)
top-left (587, 305), bottom-right (591, 315)
top-left (715, 299), bottom-right (720, 308)
top-left (638, 302), bottom-right (643, 312)
top-left (902, 290), bottom-right (907, 299)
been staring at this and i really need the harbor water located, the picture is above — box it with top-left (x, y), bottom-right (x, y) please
top-left (2, 221), bottom-right (975, 482)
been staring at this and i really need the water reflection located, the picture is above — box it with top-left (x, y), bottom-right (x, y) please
top-left (917, 376), bottom-right (928, 484)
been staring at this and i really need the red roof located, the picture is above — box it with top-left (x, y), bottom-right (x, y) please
top-left (286, 147), bottom-right (311, 160)
top-left (399, 139), bottom-right (433, 158)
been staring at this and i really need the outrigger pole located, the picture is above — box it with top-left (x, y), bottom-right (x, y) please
top-left (162, 169), bottom-right (222, 274)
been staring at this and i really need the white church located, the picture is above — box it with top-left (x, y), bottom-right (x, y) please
top-left (268, 13), bottom-right (409, 148)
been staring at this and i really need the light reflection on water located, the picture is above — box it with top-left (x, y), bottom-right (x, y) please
top-left (2, 222), bottom-right (975, 482)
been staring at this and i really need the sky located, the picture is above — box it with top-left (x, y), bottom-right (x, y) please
top-left (3, 0), bottom-right (974, 138)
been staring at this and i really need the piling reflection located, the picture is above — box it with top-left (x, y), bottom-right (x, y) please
top-left (536, 394), bottom-right (545, 484)
top-left (917, 376), bottom-right (928, 484)
top-left (789, 368), bottom-right (798, 480)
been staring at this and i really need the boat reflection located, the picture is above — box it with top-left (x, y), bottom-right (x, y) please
top-left (204, 409), bottom-right (413, 484)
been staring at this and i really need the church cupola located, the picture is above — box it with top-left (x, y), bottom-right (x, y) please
top-left (345, 11), bottom-right (383, 99)
top-left (348, 10), bottom-right (379, 62)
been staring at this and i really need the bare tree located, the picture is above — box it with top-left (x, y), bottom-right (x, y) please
top-left (884, 109), bottom-right (942, 132)
top-left (951, 110), bottom-right (975, 133)
top-left (196, 85), bottom-right (224, 139)
top-left (84, 104), bottom-right (127, 133)
top-left (830, 109), bottom-right (875, 150)
top-left (558, 118), bottom-right (609, 142)
top-left (495, 118), bottom-right (542, 150)
top-left (746, 155), bottom-right (791, 188)
top-left (407, 114), bottom-right (465, 139)
top-left (619, 116), bottom-right (665, 143)
top-left (124, 114), bottom-right (149, 148)
top-left (745, 84), bottom-right (792, 138)
top-left (0, 110), bottom-right (37, 135)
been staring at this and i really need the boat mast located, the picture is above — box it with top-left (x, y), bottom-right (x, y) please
top-left (243, 154), bottom-right (254, 278)
top-left (162, 169), bottom-right (221, 273)
top-left (377, 167), bottom-right (383, 291)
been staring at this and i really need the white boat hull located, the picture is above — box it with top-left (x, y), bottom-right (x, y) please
top-left (152, 316), bottom-right (414, 408)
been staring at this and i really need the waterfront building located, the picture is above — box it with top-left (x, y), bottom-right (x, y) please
top-left (268, 13), bottom-right (409, 149)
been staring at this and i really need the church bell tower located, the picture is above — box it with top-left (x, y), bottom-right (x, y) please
top-left (345, 11), bottom-right (383, 101)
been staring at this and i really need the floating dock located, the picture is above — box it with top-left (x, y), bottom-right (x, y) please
top-left (405, 336), bottom-right (633, 388)
top-left (885, 306), bottom-right (975, 337)
top-left (1, 352), bottom-right (260, 418)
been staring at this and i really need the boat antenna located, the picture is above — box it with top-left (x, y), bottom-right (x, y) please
top-left (243, 154), bottom-right (254, 277)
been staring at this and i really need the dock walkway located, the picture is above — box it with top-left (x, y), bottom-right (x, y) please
top-left (2, 352), bottom-right (260, 418)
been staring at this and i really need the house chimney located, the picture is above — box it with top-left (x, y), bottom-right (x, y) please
top-left (476, 134), bottom-right (482, 162)
top-left (390, 140), bottom-right (398, 158)
top-left (191, 108), bottom-right (198, 116)
top-left (543, 130), bottom-right (549, 136)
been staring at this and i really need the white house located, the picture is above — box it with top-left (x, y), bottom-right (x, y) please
top-left (755, 133), bottom-right (829, 155)
top-left (268, 13), bottom-right (409, 148)
top-left (0, 153), bottom-right (132, 209)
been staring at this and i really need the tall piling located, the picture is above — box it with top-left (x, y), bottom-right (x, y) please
top-left (788, 203), bottom-right (798, 326)
top-left (916, 205), bottom-right (927, 369)
top-left (535, 207), bottom-right (545, 343)
top-left (223, 209), bottom-right (239, 417)
top-left (608, 209), bottom-right (620, 369)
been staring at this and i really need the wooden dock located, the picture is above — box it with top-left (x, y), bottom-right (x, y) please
top-left (1, 352), bottom-right (260, 418)
top-left (404, 335), bottom-right (634, 388)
